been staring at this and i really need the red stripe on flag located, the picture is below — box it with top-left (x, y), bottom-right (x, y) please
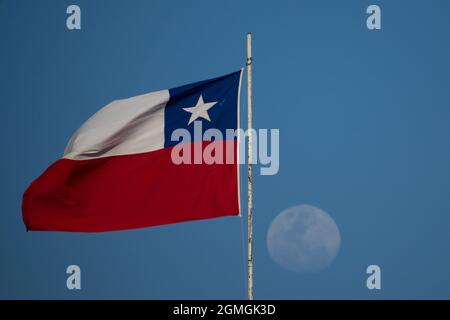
top-left (22, 141), bottom-right (239, 232)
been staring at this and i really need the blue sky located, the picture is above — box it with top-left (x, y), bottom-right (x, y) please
top-left (1, 0), bottom-right (450, 299)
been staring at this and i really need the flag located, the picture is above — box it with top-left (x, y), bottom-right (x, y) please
top-left (22, 70), bottom-right (243, 232)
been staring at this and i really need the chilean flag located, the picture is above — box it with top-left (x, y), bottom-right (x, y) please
top-left (22, 70), bottom-right (243, 232)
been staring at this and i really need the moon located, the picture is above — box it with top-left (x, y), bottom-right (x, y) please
top-left (267, 205), bottom-right (341, 273)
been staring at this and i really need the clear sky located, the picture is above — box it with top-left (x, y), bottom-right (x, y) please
top-left (1, 0), bottom-right (450, 299)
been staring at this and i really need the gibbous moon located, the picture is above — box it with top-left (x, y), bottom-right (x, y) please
top-left (267, 205), bottom-right (341, 273)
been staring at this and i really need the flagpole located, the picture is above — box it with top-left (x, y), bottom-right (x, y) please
top-left (246, 32), bottom-right (254, 301)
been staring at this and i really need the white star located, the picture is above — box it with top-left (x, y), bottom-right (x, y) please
top-left (182, 95), bottom-right (218, 125)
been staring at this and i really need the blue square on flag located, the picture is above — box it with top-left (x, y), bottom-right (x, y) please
top-left (164, 71), bottom-right (241, 146)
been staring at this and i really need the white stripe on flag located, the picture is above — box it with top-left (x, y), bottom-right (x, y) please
top-left (63, 90), bottom-right (169, 160)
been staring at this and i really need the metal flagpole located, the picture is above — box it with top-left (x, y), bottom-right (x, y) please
top-left (246, 32), bottom-right (254, 301)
